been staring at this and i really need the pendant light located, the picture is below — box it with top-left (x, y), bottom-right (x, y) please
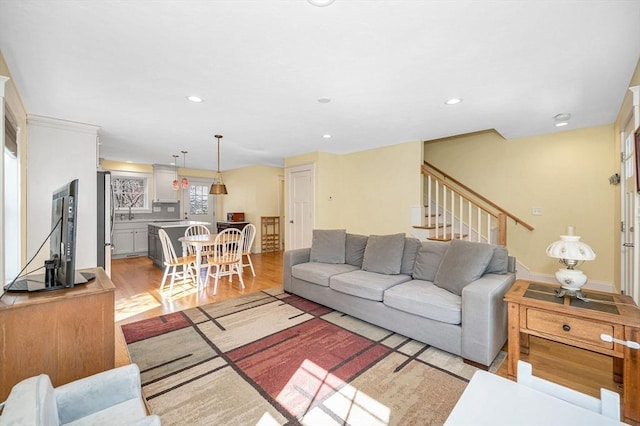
top-left (172, 154), bottom-right (180, 190)
top-left (181, 150), bottom-right (189, 189)
top-left (210, 134), bottom-right (228, 195)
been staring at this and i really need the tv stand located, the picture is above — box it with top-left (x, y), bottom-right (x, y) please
top-left (4, 270), bottom-right (95, 292)
top-left (0, 267), bottom-right (114, 402)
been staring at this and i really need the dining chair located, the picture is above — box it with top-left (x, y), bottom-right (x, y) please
top-left (205, 227), bottom-right (244, 295)
top-left (184, 224), bottom-right (214, 258)
top-left (158, 228), bottom-right (196, 297)
top-left (241, 223), bottom-right (256, 276)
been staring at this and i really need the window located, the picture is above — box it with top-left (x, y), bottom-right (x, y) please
top-left (112, 172), bottom-right (151, 211)
top-left (189, 184), bottom-right (209, 215)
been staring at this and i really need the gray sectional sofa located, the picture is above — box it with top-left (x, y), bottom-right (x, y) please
top-left (283, 230), bottom-right (516, 367)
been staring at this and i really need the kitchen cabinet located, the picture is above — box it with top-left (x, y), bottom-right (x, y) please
top-left (154, 165), bottom-right (178, 202)
top-left (112, 222), bottom-right (148, 258)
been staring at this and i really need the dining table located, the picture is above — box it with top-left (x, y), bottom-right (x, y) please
top-left (178, 233), bottom-right (241, 289)
top-left (178, 233), bottom-right (217, 289)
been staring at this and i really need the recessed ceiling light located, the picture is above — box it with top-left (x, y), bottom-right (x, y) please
top-left (318, 97), bottom-right (331, 104)
top-left (307, 0), bottom-right (336, 7)
top-left (553, 113), bottom-right (571, 127)
top-left (445, 98), bottom-right (462, 105)
top-left (186, 95), bottom-right (203, 103)
top-left (322, 134), bottom-right (332, 139)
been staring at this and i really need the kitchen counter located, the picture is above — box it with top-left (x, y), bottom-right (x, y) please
top-left (148, 220), bottom-right (211, 228)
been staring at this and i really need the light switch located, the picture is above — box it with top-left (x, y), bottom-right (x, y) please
top-left (532, 207), bottom-right (543, 216)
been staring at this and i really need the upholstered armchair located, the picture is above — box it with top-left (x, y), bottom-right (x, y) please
top-left (0, 364), bottom-right (160, 426)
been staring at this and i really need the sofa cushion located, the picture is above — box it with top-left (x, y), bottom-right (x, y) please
top-left (434, 239), bottom-right (494, 296)
top-left (400, 237), bottom-right (421, 275)
top-left (329, 270), bottom-right (411, 301)
top-left (485, 245), bottom-right (509, 274)
top-left (412, 240), bottom-right (449, 281)
top-left (362, 233), bottom-right (405, 274)
top-left (0, 374), bottom-right (59, 426)
top-left (384, 280), bottom-right (462, 325)
top-left (310, 229), bottom-right (346, 264)
top-left (64, 398), bottom-right (147, 426)
top-left (345, 233), bottom-right (369, 267)
top-left (291, 262), bottom-right (359, 287)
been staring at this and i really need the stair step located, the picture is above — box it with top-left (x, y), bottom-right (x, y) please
top-left (412, 224), bottom-right (451, 230)
top-left (427, 233), bottom-right (468, 242)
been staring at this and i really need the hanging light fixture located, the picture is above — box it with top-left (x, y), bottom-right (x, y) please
top-left (210, 134), bottom-right (228, 195)
top-left (172, 154), bottom-right (180, 190)
top-left (181, 150), bottom-right (189, 189)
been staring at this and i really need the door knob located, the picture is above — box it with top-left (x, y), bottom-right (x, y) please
top-left (289, 220), bottom-right (294, 224)
top-left (623, 243), bottom-right (634, 247)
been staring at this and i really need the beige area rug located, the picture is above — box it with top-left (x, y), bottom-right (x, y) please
top-left (122, 287), bottom-right (505, 425)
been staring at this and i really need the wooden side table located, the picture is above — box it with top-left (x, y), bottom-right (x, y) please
top-left (504, 280), bottom-right (640, 424)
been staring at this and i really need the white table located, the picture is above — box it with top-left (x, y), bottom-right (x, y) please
top-left (444, 371), bottom-right (624, 426)
top-left (179, 234), bottom-right (217, 288)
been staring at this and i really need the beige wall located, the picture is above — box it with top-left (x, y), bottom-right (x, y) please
top-left (285, 141), bottom-right (424, 237)
top-left (424, 126), bottom-right (617, 285)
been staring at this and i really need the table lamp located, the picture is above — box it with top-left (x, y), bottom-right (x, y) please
top-left (545, 226), bottom-right (596, 300)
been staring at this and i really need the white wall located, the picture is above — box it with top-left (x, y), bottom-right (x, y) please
top-left (27, 115), bottom-right (99, 271)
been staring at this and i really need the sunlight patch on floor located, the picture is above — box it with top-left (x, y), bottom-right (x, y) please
top-left (276, 358), bottom-right (390, 425)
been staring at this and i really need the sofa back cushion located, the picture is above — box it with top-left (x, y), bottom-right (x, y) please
top-left (345, 233), bottom-right (369, 267)
top-left (310, 229), bottom-right (346, 264)
top-left (412, 240), bottom-right (450, 281)
top-left (400, 237), bottom-right (421, 275)
top-left (362, 233), bottom-right (405, 274)
top-left (434, 239), bottom-right (494, 295)
top-left (485, 245), bottom-right (509, 274)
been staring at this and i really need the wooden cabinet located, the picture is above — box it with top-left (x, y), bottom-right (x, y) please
top-left (216, 221), bottom-right (248, 233)
top-left (112, 222), bottom-right (148, 258)
top-left (261, 216), bottom-right (280, 253)
top-left (153, 165), bottom-right (178, 202)
top-left (0, 268), bottom-right (115, 401)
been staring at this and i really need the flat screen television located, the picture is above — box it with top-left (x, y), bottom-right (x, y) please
top-left (4, 178), bottom-right (93, 293)
top-left (50, 178), bottom-right (79, 287)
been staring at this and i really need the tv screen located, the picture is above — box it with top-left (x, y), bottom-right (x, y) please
top-left (50, 179), bottom-right (78, 287)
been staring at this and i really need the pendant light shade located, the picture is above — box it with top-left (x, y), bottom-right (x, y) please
top-left (210, 134), bottom-right (228, 195)
top-left (171, 154), bottom-right (180, 190)
top-left (181, 150), bottom-right (189, 189)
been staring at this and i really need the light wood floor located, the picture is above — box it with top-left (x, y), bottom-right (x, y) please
top-left (112, 252), bottom-right (618, 400)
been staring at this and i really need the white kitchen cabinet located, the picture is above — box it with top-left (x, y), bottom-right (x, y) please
top-left (154, 165), bottom-right (178, 202)
top-left (112, 222), bottom-right (148, 258)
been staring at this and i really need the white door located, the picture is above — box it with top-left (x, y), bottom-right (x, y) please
top-left (620, 86), bottom-right (639, 303)
top-left (286, 164), bottom-right (314, 249)
top-left (182, 178), bottom-right (216, 232)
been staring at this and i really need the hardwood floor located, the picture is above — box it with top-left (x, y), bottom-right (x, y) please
top-left (112, 252), bottom-right (618, 401)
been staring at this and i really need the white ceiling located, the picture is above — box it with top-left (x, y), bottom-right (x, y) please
top-left (1, 0), bottom-right (639, 171)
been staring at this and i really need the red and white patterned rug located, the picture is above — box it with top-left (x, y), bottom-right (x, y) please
top-left (121, 287), bottom-right (504, 425)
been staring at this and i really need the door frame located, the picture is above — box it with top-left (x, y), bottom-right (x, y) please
top-left (285, 163), bottom-right (315, 250)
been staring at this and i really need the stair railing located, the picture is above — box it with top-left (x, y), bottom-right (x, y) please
top-left (421, 161), bottom-right (534, 245)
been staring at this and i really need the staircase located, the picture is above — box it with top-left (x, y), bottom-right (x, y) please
top-left (413, 161), bottom-right (534, 245)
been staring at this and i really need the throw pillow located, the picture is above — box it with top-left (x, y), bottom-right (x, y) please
top-left (361, 233), bottom-right (405, 275)
top-left (434, 239), bottom-right (494, 296)
top-left (346, 233), bottom-right (369, 267)
top-left (485, 245), bottom-right (509, 274)
top-left (400, 237), bottom-right (422, 275)
top-left (309, 229), bottom-right (346, 264)
top-left (412, 240), bottom-right (450, 282)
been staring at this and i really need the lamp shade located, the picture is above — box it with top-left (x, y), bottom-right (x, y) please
top-left (209, 183), bottom-right (228, 195)
top-left (546, 235), bottom-right (596, 261)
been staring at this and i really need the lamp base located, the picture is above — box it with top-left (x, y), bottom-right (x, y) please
top-left (554, 287), bottom-right (588, 302)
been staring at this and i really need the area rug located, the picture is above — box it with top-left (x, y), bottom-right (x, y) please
top-left (122, 287), bottom-right (505, 425)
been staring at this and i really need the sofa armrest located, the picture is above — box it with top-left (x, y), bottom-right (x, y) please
top-left (283, 248), bottom-right (311, 292)
top-left (55, 364), bottom-right (145, 424)
top-left (461, 273), bottom-right (515, 366)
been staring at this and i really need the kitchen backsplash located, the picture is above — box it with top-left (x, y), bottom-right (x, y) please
top-left (115, 201), bottom-right (181, 222)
